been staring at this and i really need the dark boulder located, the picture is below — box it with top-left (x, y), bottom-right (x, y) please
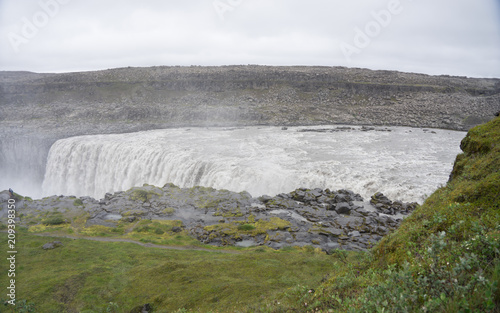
top-left (42, 241), bottom-right (63, 250)
top-left (335, 202), bottom-right (352, 215)
top-left (121, 216), bottom-right (137, 223)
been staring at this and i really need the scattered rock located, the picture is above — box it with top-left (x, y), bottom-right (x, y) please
top-left (42, 241), bottom-right (63, 250)
top-left (335, 202), bottom-right (352, 215)
top-left (129, 303), bottom-right (152, 313)
top-left (348, 231), bottom-right (361, 237)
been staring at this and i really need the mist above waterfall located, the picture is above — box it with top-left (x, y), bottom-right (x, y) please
top-left (41, 126), bottom-right (466, 202)
top-left (0, 136), bottom-right (52, 199)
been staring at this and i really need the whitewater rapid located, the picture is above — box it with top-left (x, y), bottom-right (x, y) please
top-left (42, 126), bottom-right (466, 202)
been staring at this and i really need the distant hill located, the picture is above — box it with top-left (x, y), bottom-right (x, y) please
top-left (1, 65), bottom-right (499, 135)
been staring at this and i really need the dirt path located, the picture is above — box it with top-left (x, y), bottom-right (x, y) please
top-left (29, 232), bottom-right (242, 254)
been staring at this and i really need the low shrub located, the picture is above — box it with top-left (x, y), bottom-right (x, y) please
top-left (238, 224), bottom-right (256, 231)
top-left (42, 217), bottom-right (65, 226)
top-left (353, 230), bottom-right (499, 313)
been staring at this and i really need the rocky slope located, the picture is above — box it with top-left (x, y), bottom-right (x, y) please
top-left (0, 185), bottom-right (417, 253)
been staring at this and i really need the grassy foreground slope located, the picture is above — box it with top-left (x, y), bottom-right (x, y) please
top-left (1, 232), bottom-right (345, 312)
top-left (257, 116), bottom-right (499, 312)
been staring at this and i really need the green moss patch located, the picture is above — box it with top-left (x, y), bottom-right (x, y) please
top-left (129, 188), bottom-right (160, 202)
top-left (204, 217), bottom-right (291, 242)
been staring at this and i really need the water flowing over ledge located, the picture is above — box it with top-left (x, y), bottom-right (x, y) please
top-left (42, 125), bottom-right (466, 202)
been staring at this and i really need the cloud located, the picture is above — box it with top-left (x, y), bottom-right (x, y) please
top-left (0, 0), bottom-right (498, 77)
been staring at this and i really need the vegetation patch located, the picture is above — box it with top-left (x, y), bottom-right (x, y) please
top-left (126, 220), bottom-right (198, 246)
top-left (79, 225), bottom-right (115, 237)
top-left (163, 207), bottom-right (175, 215)
top-left (213, 207), bottom-right (244, 217)
top-left (133, 220), bottom-right (179, 235)
top-left (238, 224), bottom-right (256, 231)
top-left (42, 216), bottom-right (65, 226)
top-left (204, 217), bottom-right (292, 245)
top-left (129, 189), bottom-right (160, 202)
top-left (28, 223), bottom-right (71, 233)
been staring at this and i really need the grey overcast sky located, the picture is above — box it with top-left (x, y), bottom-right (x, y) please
top-left (0, 0), bottom-right (499, 77)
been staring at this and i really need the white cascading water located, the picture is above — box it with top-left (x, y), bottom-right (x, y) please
top-left (42, 126), bottom-right (466, 202)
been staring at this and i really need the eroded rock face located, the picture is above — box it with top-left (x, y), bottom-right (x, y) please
top-left (0, 184), bottom-right (418, 253)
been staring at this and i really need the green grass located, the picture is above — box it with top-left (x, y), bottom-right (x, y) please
top-left (0, 233), bottom-right (341, 313)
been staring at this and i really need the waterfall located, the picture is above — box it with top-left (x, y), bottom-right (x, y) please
top-left (42, 126), bottom-right (466, 201)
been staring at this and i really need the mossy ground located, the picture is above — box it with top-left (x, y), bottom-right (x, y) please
top-left (204, 217), bottom-right (291, 242)
top-left (23, 217), bottom-right (202, 248)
